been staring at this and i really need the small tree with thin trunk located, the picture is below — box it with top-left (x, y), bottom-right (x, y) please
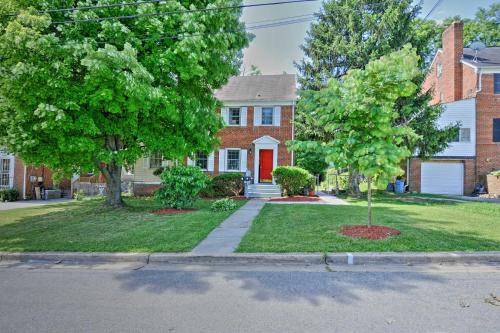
top-left (297, 45), bottom-right (420, 226)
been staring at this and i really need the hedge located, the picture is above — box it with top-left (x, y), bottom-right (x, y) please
top-left (272, 166), bottom-right (315, 196)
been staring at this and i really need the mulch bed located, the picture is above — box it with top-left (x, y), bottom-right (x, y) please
top-left (270, 196), bottom-right (320, 202)
top-left (230, 196), bottom-right (248, 201)
top-left (153, 208), bottom-right (196, 215)
top-left (340, 225), bottom-right (401, 240)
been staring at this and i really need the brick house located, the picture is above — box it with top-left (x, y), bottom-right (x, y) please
top-left (132, 74), bottom-right (297, 196)
top-left (409, 21), bottom-right (500, 195)
top-left (0, 148), bottom-right (70, 199)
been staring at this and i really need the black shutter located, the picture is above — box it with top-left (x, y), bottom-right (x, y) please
top-left (494, 119), bottom-right (500, 142)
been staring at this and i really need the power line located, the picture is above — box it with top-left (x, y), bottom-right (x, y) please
top-left (423, 0), bottom-right (443, 20)
top-left (51, 0), bottom-right (319, 24)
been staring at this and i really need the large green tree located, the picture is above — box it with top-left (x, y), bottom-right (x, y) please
top-left (298, 46), bottom-right (420, 226)
top-left (292, 0), bottom-right (457, 194)
top-left (0, 0), bottom-right (249, 207)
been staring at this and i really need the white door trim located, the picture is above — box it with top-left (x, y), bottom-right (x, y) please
top-left (253, 136), bottom-right (280, 184)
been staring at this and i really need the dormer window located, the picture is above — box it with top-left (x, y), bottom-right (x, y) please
top-left (437, 63), bottom-right (443, 78)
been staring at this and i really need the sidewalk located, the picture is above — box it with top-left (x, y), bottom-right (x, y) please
top-left (191, 199), bottom-right (267, 254)
top-left (0, 199), bottom-right (73, 211)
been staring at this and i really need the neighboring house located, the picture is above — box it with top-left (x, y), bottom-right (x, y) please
top-left (410, 21), bottom-right (500, 195)
top-left (132, 74), bottom-right (297, 196)
top-left (0, 148), bottom-right (70, 199)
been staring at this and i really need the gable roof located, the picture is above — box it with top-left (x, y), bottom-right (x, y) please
top-left (214, 74), bottom-right (297, 102)
top-left (462, 47), bottom-right (500, 68)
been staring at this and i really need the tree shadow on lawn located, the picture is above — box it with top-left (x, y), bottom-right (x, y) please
top-left (113, 267), bottom-right (445, 306)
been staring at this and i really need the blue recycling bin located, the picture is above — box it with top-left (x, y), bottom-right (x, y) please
top-left (395, 180), bottom-right (405, 193)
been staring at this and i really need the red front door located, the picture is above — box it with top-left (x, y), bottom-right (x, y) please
top-left (259, 150), bottom-right (273, 183)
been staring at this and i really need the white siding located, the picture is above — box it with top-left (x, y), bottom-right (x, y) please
top-left (435, 98), bottom-right (476, 157)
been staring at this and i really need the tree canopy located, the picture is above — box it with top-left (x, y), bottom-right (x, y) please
top-left (0, 0), bottom-right (249, 206)
top-left (296, 46), bottom-right (420, 225)
top-left (291, 0), bottom-right (459, 190)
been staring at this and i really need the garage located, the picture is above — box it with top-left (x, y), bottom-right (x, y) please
top-left (421, 162), bottom-right (464, 195)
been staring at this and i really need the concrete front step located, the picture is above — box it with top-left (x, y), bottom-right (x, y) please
top-left (246, 184), bottom-right (282, 198)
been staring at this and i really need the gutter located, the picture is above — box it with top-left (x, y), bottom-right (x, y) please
top-left (476, 69), bottom-right (483, 93)
top-left (22, 164), bottom-right (27, 200)
top-left (291, 99), bottom-right (295, 166)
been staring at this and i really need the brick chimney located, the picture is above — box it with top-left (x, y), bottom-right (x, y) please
top-left (442, 21), bottom-right (464, 102)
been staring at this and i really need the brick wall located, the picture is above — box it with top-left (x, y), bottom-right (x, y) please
top-left (212, 105), bottom-right (293, 175)
top-left (408, 158), bottom-right (475, 195)
top-left (476, 74), bottom-right (500, 176)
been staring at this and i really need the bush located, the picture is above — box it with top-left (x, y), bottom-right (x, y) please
top-left (272, 166), bottom-right (315, 196)
top-left (155, 165), bottom-right (208, 209)
top-left (0, 188), bottom-right (19, 202)
top-left (201, 173), bottom-right (243, 198)
top-left (210, 198), bottom-right (237, 212)
top-left (490, 170), bottom-right (500, 176)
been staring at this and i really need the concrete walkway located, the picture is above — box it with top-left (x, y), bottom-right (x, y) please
top-left (0, 199), bottom-right (73, 211)
top-left (191, 199), bottom-right (267, 254)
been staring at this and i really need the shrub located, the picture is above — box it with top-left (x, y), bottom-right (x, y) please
top-left (201, 173), bottom-right (243, 198)
top-left (490, 170), bottom-right (500, 176)
top-left (0, 188), bottom-right (19, 202)
top-left (272, 166), bottom-right (315, 196)
top-left (155, 165), bottom-right (208, 209)
top-left (210, 198), bottom-right (237, 212)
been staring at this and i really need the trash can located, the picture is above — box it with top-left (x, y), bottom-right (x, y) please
top-left (395, 180), bottom-right (405, 193)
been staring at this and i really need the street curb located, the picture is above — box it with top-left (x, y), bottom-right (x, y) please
top-left (0, 252), bottom-right (149, 263)
top-left (1, 251), bottom-right (500, 265)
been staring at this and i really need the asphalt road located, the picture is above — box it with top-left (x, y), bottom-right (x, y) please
top-left (0, 261), bottom-right (499, 333)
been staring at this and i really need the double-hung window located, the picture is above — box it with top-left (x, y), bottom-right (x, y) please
top-left (195, 152), bottom-right (208, 170)
top-left (452, 128), bottom-right (471, 143)
top-left (226, 150), bottom-right (240, 171)
top-left (261, 107), bottom-right (274, 125)
top-left (0, 158), bottom-right (11, 188)
top-left (149, 152), bottom-right (163, 169)
top-left (229, 108), bottom-right (241, 125)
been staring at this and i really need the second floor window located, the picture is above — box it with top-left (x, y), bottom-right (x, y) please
top-left (229, 108), bottom-right (241, 125)
top-left (195, 153), bottom-right (208, 170)
top-left (149, 152), bottom-right (163, 168)
top-left (452, 128), bottom-right (471, 143)
top-left (226, 150), bottom-right (240, 171)
top-left (494, 74), bottom-right (500, 94)
top-left (261, 107), bottom-right (274, 125)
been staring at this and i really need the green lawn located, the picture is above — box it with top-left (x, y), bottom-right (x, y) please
top-left (237, 194), bottom-right (500, 253)
top-left (0, 197), bottom-right (246, 253)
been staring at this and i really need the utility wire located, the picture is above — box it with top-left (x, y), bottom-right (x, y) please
top-left (423, 0), bottom-right (443, 20)
top-left (50, 0), bottom-right (319, 24)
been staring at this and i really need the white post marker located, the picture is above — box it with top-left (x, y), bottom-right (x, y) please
top-left (347, 253), bottom-right (354, 265)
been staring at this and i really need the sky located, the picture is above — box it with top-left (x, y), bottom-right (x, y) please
top-left (240, 0), bottom-right (498, 75)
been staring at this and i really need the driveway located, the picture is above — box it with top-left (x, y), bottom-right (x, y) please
top-left (0, 199), bottom-right (73, 211)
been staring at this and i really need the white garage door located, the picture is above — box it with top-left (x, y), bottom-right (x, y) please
top-left (421, 162), bottom-right (464, 195)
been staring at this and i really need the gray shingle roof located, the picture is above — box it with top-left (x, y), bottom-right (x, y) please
top-left (214, 74), bottom-right (297, 102)
top-left (462, 47), bottom-right (500, 68)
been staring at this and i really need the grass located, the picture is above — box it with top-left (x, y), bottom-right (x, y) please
top-left (237, 193), bottom-right (500, 253)
top-left (0, 197), bottom-right (246, 253)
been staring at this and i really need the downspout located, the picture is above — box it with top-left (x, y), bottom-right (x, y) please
top-left (476, 69), bottom-right (483, 93)
top-left (22, 164), bottom-right (27, 200)
top-left (291, 99), bottom-right (295, 166)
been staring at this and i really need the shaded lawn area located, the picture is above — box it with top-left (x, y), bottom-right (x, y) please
top-left (237, 194), bottom-right (500, 253)
top-left (0, 197), bottom-right (246, 253)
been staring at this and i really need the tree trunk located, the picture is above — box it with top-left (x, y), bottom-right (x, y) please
top-left (348, 169), bottom-right (361, 197)
top-left (96, 158), bottom-right (124, 208)
top-left (367, 176), bottom-right (372, 227)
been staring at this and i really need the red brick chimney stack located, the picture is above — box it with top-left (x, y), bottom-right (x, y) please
top-left (442, 21), bottom-right (464, 102)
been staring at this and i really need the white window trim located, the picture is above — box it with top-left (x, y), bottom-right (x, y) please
top-left (194, 153), bottom-right (209, 171)
top-left (0, 153), bottom-right (15, 189)
top-left (225, 148), bottom-right (242, 172)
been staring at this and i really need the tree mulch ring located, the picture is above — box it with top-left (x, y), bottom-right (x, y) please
top-left (153, 208), bottom-right (196, 215)
top-left (270, 196), bottom-right (320, 202)
top-left (340, 225), bottom-right (401, 240)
